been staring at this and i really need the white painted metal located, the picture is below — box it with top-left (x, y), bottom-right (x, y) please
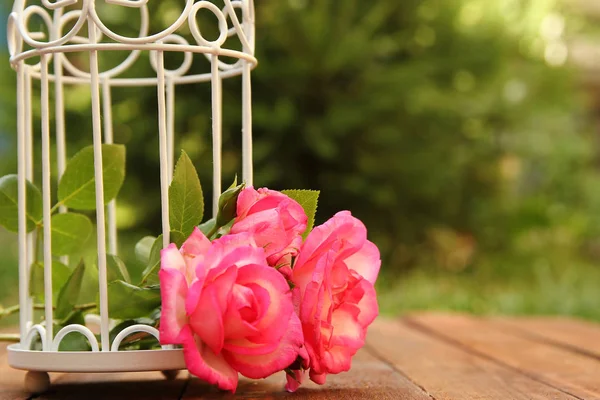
top-left (8, 344), bottom-right (186, 373)
top-left (7, 0), bottom-right (256, 376)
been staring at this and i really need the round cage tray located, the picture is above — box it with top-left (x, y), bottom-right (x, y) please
top-left (7, 344), bottom-right (186, 373)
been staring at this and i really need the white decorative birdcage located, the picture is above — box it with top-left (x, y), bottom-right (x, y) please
top-left (6, 0), bottom-right (256, 390)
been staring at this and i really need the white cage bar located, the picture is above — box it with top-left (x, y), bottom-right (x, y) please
top-left (6, 0), bottom-right (256, 386)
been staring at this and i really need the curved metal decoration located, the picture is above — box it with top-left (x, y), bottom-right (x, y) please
top-left (8, 0), bottom-right (257, 84)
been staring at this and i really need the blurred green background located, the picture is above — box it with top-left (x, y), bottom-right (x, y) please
top-left (1, 0), bottom-right (600, 320)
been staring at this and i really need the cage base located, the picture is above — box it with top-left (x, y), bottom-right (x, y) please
top-left (7, 344), bottom-right (186, 373)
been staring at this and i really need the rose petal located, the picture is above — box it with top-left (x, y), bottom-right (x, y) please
top-left (329, 303), bottom-right (365, 349)
top-left (202, 234), bottom-right (264, 281)
top-left (222, 285), bottom-right (261, 340)
top-left (158, 268), bottom-right (188, 344)
top-left (309, 370), bottom-right (327, 385)
top-left (185, 278), bottom-right (204, 316)
top-left (231, 209), bottom-right (288, 255)
top-left (356, 280), bottom-right (379, 328)
top-left (161, 243), bottom-right (186, 274)
top-left (224, 311), bottom-right (305, 379)
top-left (181, 227), bottom-right (211, 257)
top-left (236, 265), bottom-right (293, 343)
top-left (236, 186), bottom-right (261, 219)
top-left (222, 337), bottom-right (280, 356)
top-left (180, 326), bottom-right (239, 392)
top-left (321, 344), bottom-right (357, 375)
top-left (189, 266), bottom-right (237, 354)
top-left (344, 240), bottom-right (381, 284)
top-left (295, 212), bottom-right (366, 276)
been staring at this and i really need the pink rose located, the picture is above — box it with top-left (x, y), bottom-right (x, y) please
top-left (230, 187), bottom-right (307, 267)
top-left (289, 211), bottom-right (381, 387)
top-left (159, 228), bottom-right (306, 392)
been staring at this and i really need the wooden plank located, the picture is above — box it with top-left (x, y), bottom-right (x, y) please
top-left (408, 313), bottom-right (600, 400)
top-left (182, 346), bottom-right (431, 400)
top-left (0, 340), bottom-right (30, 400)
top-left (36, 371), bottom-right (188, 400)
top-left (494, 316), bottom-right (600, 359)
top-left (366, 318), bottom-right (576, 400)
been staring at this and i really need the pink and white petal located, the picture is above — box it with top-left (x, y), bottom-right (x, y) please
top-left (277, 198), bottom-right (307, 232)
top-left (189, 285), bottom-right (225, 355)
top-left (185, 278), bottom-right (204, 316)
top-left (161, 244), bottom-right (186, 274)
top-left (223, 337), bottom-right (280, 356)
top-left (209, 247), bottom-right (267, 282)
top-left (231, 210), bottom-right (288, 255)
top-left (223, 285), bottom-right (261, 339)
top-left (180, 327), bottom-right (239, 393)
top-left (235, 186), bottom-right (260, 219)
top-left (247, 189), bottom-right (287, 214)
top-left (159, 268), bottom-right (189, 344)
top-left (223, 312), bottom-right (260, 340)
top-left (309, 370), bottom-right (327, 385)
top-left (203, 236), bottom-right (264, 281)
top-left (294, 211), bottom-right (365, 274)
top-left (299, 281), bottom-right (321, 334)
top-left (244, 283), bottom-right (270, 322)
top-left (224, 311), bottom-right (305, 379)
top-left (189, 266), bottom-right (236, 354)
top-left (329, 303), bottom-right (365, 350)
top-left (267, 234), bottom-right (302, 267)
top-left (321, 344), bottom-right (357, 375)
top-left (293, 241), bottom-right (336, 297)
top-left (236, 265), bottom-right (292, 343)
top-left (181, 227), bottom-right (211, 258)
top-left (213, 232), bottom-right (258, 254)
top-left (355, 280), bottom-right (379, 328)
top-left (344, 240), bottom-right (381, 284)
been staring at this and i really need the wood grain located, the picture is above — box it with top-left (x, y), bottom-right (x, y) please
top-left (408, 313), bottom-right (600, 399)
top-left (0, 340), bottom-right (29, 400)
top-left (3, 315), bottom-right (600, 400)
top-left (494, 316), bottom-right (600, 359)
top-left (182, 347), bottom-right (431, 400)
top-left (367, 318), bottom-right (577, 400)
top-left (35, 371), bottom-right (188, 400)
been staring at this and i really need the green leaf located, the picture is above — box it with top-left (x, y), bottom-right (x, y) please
top-left (107, 254), bottom-right (131, 284)
top-left (170, 230), bottom-right (186, 247)
top-left (135, 236), bottom-right (156, 266)
top-left (29, 261), bottom-right (71, 303)
top-left (198, 218), bottom-right (216, 237)
top-left (77, 261), bottom-right (99, 305)
top-left (140, 235), bottom-right (163, 286)
top-left (215, 219), bottom-right (235, 239)
top-left (55, 261), bottom-right (86, 319)
top-left (140, 231), bottom-right (183, 285)
top-left (216, 183), bottom-right (245, 227)
top-left (106, 281), bottom-right (161, 319)
top-left (58, 144), bottom-right (126, 210)
top-left (282, 189), bottom-right (320, 239)
top-left (169, 151), bottom-right (204, 236)
top-left (56, 312), bottom-right (91, 351)
top-left (0, 175), bottom-right (42, 233)
top-left (51, 213), bottom-right (93, 256)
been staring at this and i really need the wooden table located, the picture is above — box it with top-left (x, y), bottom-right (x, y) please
top-left (2, 313), bottom-right (599, 399)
